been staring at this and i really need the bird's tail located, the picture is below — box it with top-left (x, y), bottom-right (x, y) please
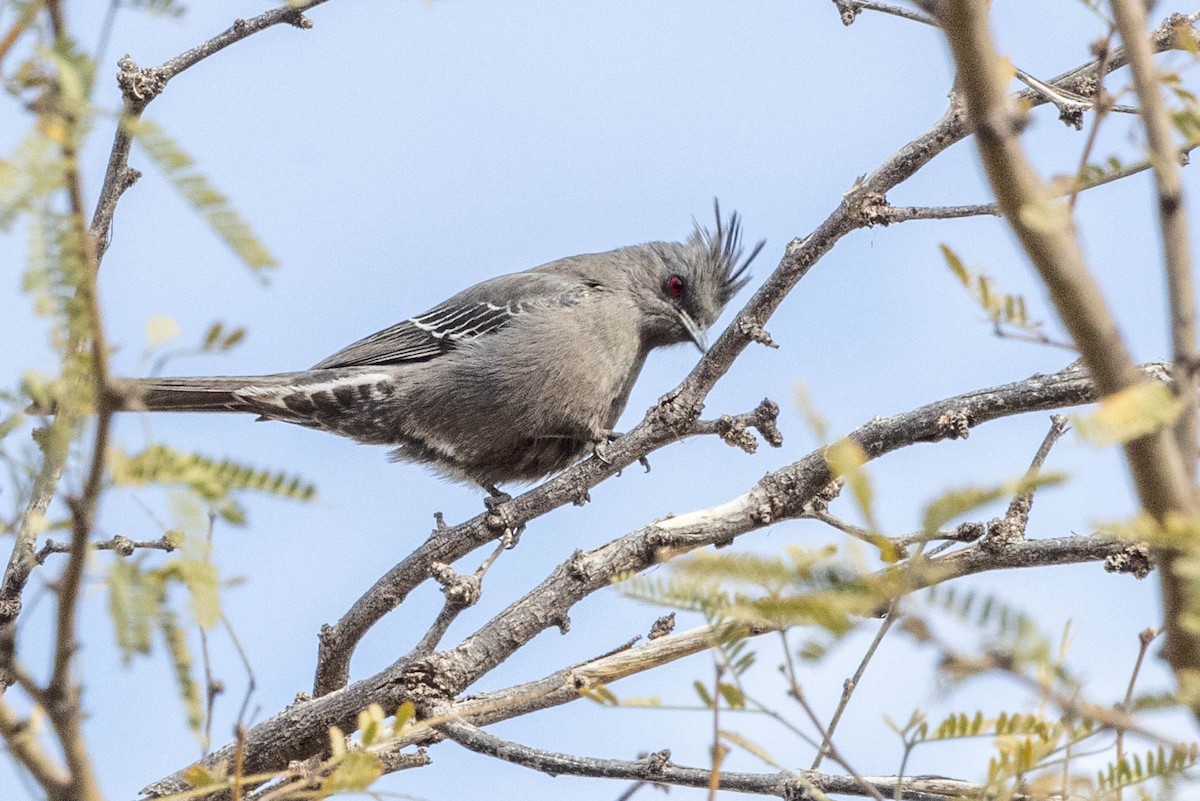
top-left (110, 374), bottom-right (309, 415)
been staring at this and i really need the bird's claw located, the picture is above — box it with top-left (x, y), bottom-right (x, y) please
top-left (483, 489), bottom-right (512, 514)
top-left (483, 485), bottom-right (524, 539)
top-left (591, 432), bottom-right (615, 465)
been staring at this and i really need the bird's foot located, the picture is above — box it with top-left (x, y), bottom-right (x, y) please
top-left (483, 486), bottom-right (512, 513)
top-left (483, 485), bottom-right (523, 542)
top-left (592, 430), bottom-right (625, 465)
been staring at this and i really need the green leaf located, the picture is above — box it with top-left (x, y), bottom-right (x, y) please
top-left (940, 243), bottom-right (1040, 331)
top-left (358, 703), bottom-right (386, 748)
top-left (393, 702), bottom-right (416, 735)
top-left (322, 749), bottom-right (383, 793)
top-left (1075, 382), bottom-right (1184, 446)
top-left (130, 118), bottom-right (278, 276)
top-left (921, 472), bottom-right (1065, 534)
top-left (107, 560), bottom-right (163, 662)
top-left (109, 444), bottom-right (317, 507)
top-left (161, 611), bottom-right (205, 740)
top-left (717, 681), bottom-right (746, 710)
top-left (720, 729), bottom-right (782, 769)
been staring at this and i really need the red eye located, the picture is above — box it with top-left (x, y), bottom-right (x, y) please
top-left (666, 274), bottom-right (686, 297)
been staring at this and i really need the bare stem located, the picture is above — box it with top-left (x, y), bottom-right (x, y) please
top-left (1110, 1), bottom-right (1198, 479)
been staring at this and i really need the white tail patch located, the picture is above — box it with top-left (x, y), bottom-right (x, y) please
top-left (234, 373), bottom-right (392, 406)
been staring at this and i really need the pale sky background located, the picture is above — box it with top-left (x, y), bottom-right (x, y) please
top-left (3, 1), bottom-right (1200, 799)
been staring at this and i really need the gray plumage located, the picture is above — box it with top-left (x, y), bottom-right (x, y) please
top-left (117, 204), bottom-right (763, 491)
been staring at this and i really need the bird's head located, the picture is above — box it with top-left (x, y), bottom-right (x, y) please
top-left (634, 202), bottom-right (764, 352)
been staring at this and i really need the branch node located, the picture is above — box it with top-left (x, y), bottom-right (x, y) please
top-left (936, 409), bottom-right (972, 439)
top-left (981, 516), bottom-right (1021, 553)
top-left (845, 187), bottom-right (890, 228)
top-left (651, 390), bottom-right (704, 434)
top-left (736, 318), bottom-right (779, 349)
top-left (953, 520), bottom-right (986, 542)
top-left (429, 562), bottom-right (482, 609)
top-left (0, 598), bottom-right (20, 624)
top-left (833, 0), bottom-right (861, 26)
top-left (1104, 543), bottom-right (1154, 579)
top-left (715, 414), bottom-right (759, 453)
top-left (648, 612), bottom-right (676, 640)
top-left (752, 398), bottom-right (784, 447)
top-left (116, 55), bottom-right (165, 105)
top-left (567, 550), bottom-right (589, 581)
top-left (642, 748), bottom-right (671, 774)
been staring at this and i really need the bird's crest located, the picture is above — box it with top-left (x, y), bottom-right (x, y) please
top-left (687, 200), bottom-right (765, 305)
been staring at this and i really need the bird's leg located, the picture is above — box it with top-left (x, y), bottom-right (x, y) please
top-left (482, 484), bottom-right (523, 545)
top-left (483, 484), bottom-right (512, 512)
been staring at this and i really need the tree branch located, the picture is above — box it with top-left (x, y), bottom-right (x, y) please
top-left (308, 18), bottom-right (1191, 699)
top-left (1109, 2), bottom-right (1198, 477)
top-left (933, 0), bottom-right (1200, 709)
top-left (89, 0), bottom-right (331, 259)
top-left (0, 694), bottom-right (71, 799)
top-left (143, 362), bottom-right (1157, 797)
top-left (437, 718), bottom-right (1026, 801)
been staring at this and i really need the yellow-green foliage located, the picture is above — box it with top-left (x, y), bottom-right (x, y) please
top-left (921, 472), bottom-right (1065, 535)
top-left (941, 243), bottom-right (1037, 330)
top-left (130, 118), bottom-right (277, 276)
top-left (621, 546), bottom-right (879, 636)
top-left (922, 584), bottom-right (1053, 668)
top-left (106, 532), bottom-right (217, 745)
top-left (1074, 382), bottom-right (1184, 446)
top-left (109, 444), bottom-right (316, 524)
top-left (1098, 745), bottom-right (1199, 793)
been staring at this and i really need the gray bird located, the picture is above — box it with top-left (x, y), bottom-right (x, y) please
top-left (113, 204), bottom-right (763, 496)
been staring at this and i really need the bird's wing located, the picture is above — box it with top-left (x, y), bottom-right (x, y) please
top-left (311, 272), bottom-right (585, 369)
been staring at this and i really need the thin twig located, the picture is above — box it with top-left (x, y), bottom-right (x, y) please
top-left (780, 631), bottom-right (888, 801)
top-left (409, 537), bottom-right (506, 658)
top-left (34, 532), bottom-right (177, 562)
top-left (982, 415), bottom-right (1069, 551)
top-left (877, 141), bottom-right (1198, 226)
top-left (0, 0), bottom-right (37, 71)
top-left (0, 693), bottom-right (72, 796)
top-left (812, 601), bottom-right (902, 770)
top-left (831, 0), bottom-right (937, 27)
top-left (1068, 28), bottom-right (1117, 211)
top-left (439, 718), bottom-right (1000, 801)
top-left (89, 0), bottom-right (331, 259)
top-left (1115, 626), bottom-right (1161, 801)
top-left (708, 662), bottom-right (724, 801)
top-left (221, 613), bottom-right (259, 730)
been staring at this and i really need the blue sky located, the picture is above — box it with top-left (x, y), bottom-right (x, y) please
top-left (2, 1), bottom-right (1200, 799)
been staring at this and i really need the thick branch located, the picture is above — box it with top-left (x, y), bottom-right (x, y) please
top-left (308, 20), bottom-right (1182, 699)
top-left (143, 363), bottom-right (1155, 797)
top-left (0, 694), bottom-right (71, 799)
top-left (1110, 2), bottom-right (1198, 477)
top-left (935, 0), bottom-right (1200, 704)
